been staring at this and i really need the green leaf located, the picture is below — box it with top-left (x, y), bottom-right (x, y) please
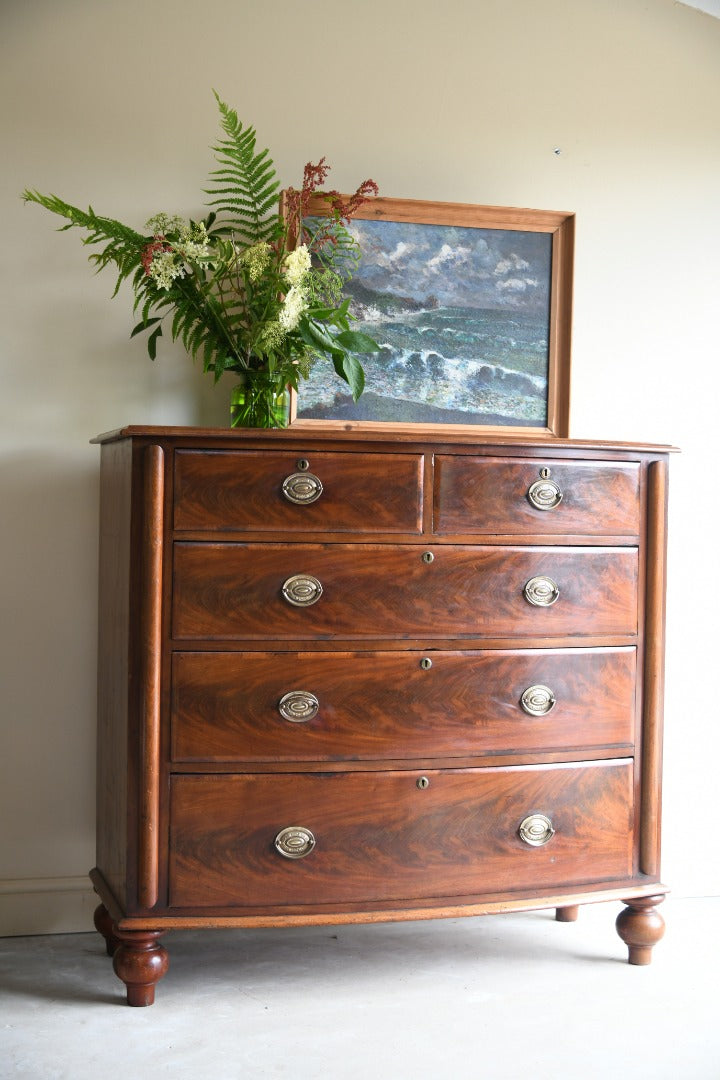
top-left (147, 325), bottom-right (162, 360)
top-left (333, 352), bottom-right (365, 401)
top-left (334, 330), bottom-right (380, 354)
top-left (130, 317), bottom-right (161, 338)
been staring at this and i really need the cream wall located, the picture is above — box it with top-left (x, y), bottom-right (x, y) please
top-left (1, 0), bottom-right (718, 934)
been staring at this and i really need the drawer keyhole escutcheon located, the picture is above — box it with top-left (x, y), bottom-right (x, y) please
top-left (520, 685), bottom-right (556, 716)
top-left (417, 776), bottom-right (430, 790)
top-left (523, 576), bottom-right (560, 607)
top-left (296, 459), bottom-right (310, 471)
top-left (278, 691), bottom-right (320, 722)
top-left (282, 574), bottom-right (323, 607)
top-left (282, 472), bottom-right (323, 505)
top-left (274, 826), bottom-right (316, 859)
top-left (420, 657), bottom-right (433, 670)
top-left (518, 814), bottom-right (555, 847)
top-left (422, 551), bottom-right (434, 564)
top-left (527, 478), bottom-right (563, 511)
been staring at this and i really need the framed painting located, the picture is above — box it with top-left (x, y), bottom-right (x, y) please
top-left (290, 196), bottom-right (574, 437)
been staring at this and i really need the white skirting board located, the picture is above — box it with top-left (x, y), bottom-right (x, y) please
top-left (0, 877), bottom-right (97, 937)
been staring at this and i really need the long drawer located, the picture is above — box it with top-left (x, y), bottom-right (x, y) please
top-left (434, 455), bottom-right (641, 536)
top-left (170, 648), bottom-right (637, 762)
top-left (172, 543), bottom-right (638, 640)
top-left (174, 449), bottom-right (424, 533)
top-left (168, 761), bottom-right (634, 908)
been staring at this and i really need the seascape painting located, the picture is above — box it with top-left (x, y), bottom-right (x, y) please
top-left (296, 217), bottom-right (554, 427)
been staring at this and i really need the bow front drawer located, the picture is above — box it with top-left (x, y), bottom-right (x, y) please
top-left (435, 456), bottom-right (640, 536)
top-left (168, 761), bottom-right (634, 909)
top-left (174, 450), bottom-right (424, 533)
top-left (170, 648), bottom-right (636, 762)
top-left (171, 543), bottom-right (638, 640)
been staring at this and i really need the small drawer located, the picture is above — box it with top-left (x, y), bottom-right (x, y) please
top-left (168, 761), bottom-right (634, 908)
top-left (434, 456), bottom-right (641, 536)
top-left (174, 450), bottom-right (424, 533)
top-left (170, 648), bottom-right (636, 762)
top-left (172, 542), bottom-right (638, 640)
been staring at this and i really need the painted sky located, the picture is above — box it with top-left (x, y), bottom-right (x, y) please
top-left (347, 219), bottom-right (552, 313)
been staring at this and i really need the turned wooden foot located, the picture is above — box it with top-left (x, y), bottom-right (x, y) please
top-left (112, 930), bottom-right (169, 1006)
top-left (555, 904), bottom-right (579, 922)
top-left (616, 895), bottom-right (665, 965)
top-left (93, 903), bottom-right (121, 957)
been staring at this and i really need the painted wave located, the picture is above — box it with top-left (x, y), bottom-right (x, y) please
top-left (298, 296), bottom-right (550, 424)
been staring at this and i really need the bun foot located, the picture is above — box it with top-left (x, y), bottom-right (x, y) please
top-left (555, 905), bottom-right (579, 922)
top-left (616, 895), bottom-right (666, 965)
top-left (93, 903), bottom-right (120, 957)
top-left (112, 930), bottom-right (168, 1006)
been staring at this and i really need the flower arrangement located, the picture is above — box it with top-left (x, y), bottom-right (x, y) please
top-left (22, 93), bottom-right (380, 427)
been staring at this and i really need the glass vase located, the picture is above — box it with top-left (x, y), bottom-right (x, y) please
top-left (229, 371), bottom-right (291, 429)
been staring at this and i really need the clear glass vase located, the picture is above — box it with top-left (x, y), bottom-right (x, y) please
top-left (229, 371), bottom-right (290, 429)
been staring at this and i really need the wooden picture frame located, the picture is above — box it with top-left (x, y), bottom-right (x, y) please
top-left (290, 196), bottom-right (574, 438)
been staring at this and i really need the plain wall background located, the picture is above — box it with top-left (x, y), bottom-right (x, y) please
top-left (1, 0), bottom-right (718, 934)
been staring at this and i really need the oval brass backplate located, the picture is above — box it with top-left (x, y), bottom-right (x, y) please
top-left (278, 691), bottom-right (320, 722)
top-left (282, 574), bottom-right (323, 607)
top-left (518, 814), bottom-right (555, 847)
top-left (282, 472), bottom-right (323, 505)
top-left (520, 685), bottom-right (556, 716)
top-left (523, 576), bottom-right (560, 607)
top-left (274, 826), bottom-right (316, 859)
top-left (527, 478), bottom-right (563, 511)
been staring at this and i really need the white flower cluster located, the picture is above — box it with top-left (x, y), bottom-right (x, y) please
top-left (174, 221), bottom-right (209, 263)
top-left (283, 244), bottom-right (311, 287)
top-left (279, 285), bottom-right (308, 331)
top-left (241, 241), bottom-right (272, 283)
top-left (147, 251), bottom-right (186, 291)
top-left (146, 213), bottom-right (184, 237)
top-left (143, 215), bottom-right (211, 291)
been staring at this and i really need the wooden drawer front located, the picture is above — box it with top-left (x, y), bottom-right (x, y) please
top-left (174, 450), bottom-right (423, 533)
top-left (435, 456), bottom-right (640, 536)
top-left (169, 762), bottom-right (634, 908)
top-left (171, 648), bottom-right (636, 762)
top-left (172, 543), bottom-right (638, 640)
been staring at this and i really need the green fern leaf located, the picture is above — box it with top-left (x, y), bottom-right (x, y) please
top-left (205, 94), bottom-right (282, 246)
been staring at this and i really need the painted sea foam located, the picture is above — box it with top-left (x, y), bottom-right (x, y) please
top-left (298, 297), bottom-right (550, 425)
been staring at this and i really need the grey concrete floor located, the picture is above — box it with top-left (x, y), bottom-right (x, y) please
top-left (1, 897), bottom-right (718, 1080)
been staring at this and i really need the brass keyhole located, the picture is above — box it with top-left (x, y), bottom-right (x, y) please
top-left (296, 459), bottom-right (310, 471)
top-left (420, 657), bottom-right (433, 670)
top-left (417, 776), bottom-right (430, 790)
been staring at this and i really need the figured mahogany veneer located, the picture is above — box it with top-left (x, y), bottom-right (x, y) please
top-left (90, 427), bottom-right (671, 1005)
top-left (169, 762), bottom-right (634, 908)
top-left (170, 648), bottom-right (637, 762)
top-left (172, 543), bottom-right (638, 640)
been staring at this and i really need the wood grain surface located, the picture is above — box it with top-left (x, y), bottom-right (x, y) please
top-left (434, 455), bottom-right (640, 536)
top-left (172, 543), bottom-right (639, 640)
top-left (168, 761), bottom-right (634, 908)
top-left (170, 647), bottom-right (636, 762)
top-left (174, 449), bottom-right (424, 533)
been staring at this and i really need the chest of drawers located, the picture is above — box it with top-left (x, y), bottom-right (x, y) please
top-left (90, 426), bottom-right (671, 1005)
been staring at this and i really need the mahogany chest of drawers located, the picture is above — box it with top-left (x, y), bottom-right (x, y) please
top-left (90, 426), bottom-right (671, 1005)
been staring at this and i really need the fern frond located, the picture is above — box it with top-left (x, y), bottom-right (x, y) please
top-left (22, 189), bottom-right (146, 292)
top-left (205, 93), bottom-right (283, 246)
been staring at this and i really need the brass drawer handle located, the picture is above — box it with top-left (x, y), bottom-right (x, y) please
top-left (520, 685), bottom-right (556, 716)
top-left (282, 574), bottom-right (323, 607)
top-left (282, 472), bottom-right (323, 505)
top-left (527, 478), bottom-right (563, 510)
top-left (518, 814), bottom-right (555, 847)
top-left (278, 691), bottom-right (320, 722)
top-left (523, 576), bottom-right (559, 607)
top-left (274, 826), bottom-right (316, 859)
